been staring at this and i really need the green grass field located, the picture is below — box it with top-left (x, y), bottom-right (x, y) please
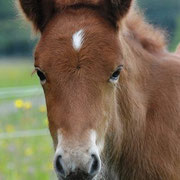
top-left (0, 60), bottom-right (56, 180)
top-left (0, 60), bottom-right (39, 88)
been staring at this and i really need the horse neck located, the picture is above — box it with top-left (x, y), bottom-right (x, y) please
top-left (116, 34), bottom-right (152, 136)
top-left (115, 10), bottom-right (167, 135)
top-left (103, 21), bottom-right (166, 177)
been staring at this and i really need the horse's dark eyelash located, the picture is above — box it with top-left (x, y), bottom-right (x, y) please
top-left (111, 65), bottom-right (123, 76)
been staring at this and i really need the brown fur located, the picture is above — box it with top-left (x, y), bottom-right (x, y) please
top-left (18, 0), bottom-right (180, 179)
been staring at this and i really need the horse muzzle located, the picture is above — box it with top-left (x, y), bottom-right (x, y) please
top-left (54, 151), bottom-right (101, 180)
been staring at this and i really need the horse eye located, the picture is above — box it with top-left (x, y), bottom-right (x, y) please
top-left (109, 65), bottom-right (123, 83)
top-left (36, 68), bottom-right (46, 84)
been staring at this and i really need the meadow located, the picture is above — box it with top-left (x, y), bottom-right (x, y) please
top-left (0, 60), bottom-right (56, 180)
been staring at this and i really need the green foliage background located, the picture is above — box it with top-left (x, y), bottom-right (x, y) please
top-left (0, 0), bottom-right (180, 57)
top-left (0, 0), bottom-right (37, 57)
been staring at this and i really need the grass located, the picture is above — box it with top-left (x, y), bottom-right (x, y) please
top-left (0, 60), bottom-right (39, 88)
top-left (0, 60), bottom-right (56, 180)
top-left (0, 108), bottom-right (56, 180)
top-left (0, 60), bottom-right (41, 104)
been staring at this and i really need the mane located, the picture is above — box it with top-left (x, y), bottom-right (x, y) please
top-left (123, 5), bottom-right (168, 53)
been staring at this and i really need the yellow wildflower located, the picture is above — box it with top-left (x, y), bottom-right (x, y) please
top-left (14, 99), bottom-right (24, 109)
top-left (23, 101), bottom-right (32, 110)
top-left (25, 147), bottom-right (33, 156)
top-left (6, 125), bottom-right (15, 133)
top-left (39, 105), bottom-right (46, 113)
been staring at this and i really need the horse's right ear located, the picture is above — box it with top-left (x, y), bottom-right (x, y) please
top-left (102, 0), bottom-right (133, 28)
top-left (18, 0), bottom-right (56, 32)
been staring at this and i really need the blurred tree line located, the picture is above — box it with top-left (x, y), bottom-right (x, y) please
top-left (0, 0), bottom-right (180, 57)
top-left (0, 0), bottom-right (37, 57)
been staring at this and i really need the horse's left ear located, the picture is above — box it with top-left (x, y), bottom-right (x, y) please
top-left (102, 0), bottom-right (133, 28)
top-left (18, 0), bottom-right (56, 32)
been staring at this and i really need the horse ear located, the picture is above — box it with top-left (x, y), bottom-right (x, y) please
top-left (102, 0), bottom-right (133, 28)
top-left (18, 0), bottom-right (56, 32)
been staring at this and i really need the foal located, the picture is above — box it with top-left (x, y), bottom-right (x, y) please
top-left (18, 0), bottom-right (180, 179)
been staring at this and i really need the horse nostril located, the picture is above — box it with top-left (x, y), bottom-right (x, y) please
top-left (55, 155), bottom-right (66, 178)
top-left (89, 154), bottom-right (101, 176)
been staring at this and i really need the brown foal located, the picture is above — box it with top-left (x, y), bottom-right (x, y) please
top-left (18, 0), bottom-right (180, 179)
